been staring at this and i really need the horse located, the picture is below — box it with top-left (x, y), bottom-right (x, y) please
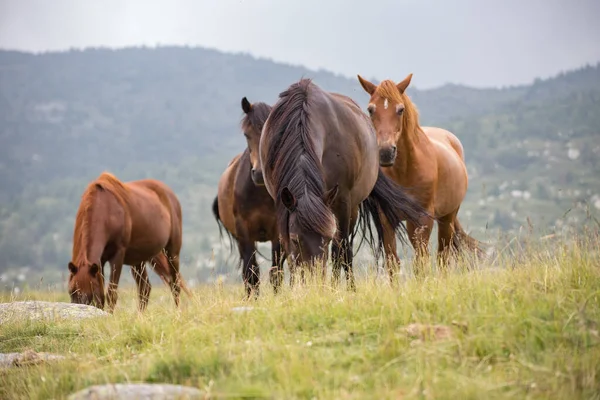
top-left (356, 73), bottom-right (485, 276)
top-left (67, 172), bottom-right (192, 312)
top-left (212, 97), bottom-right (286, 298)
top-left (257, 78), bottom-right (430, 289)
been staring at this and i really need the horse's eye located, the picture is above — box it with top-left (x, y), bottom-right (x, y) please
top-left (397, 107), bottom-right (405, 116)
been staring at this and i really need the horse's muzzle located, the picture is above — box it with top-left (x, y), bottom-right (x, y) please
top-left (251, 169), bottom-right (265, 186)
top-left (379, 146), bottom-right (397, 167)
top-left (71, 292), bottom-right (104, 309)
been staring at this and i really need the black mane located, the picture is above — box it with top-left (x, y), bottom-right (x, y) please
top-left (264, 79), bottom-right (337, 240)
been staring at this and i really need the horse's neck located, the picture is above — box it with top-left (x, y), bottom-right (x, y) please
top-left (74, 194), bottom-right (111, 265)
top-left (396, 125), bottom-right (429, 174)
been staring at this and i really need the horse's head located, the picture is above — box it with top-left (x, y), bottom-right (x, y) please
top-left (357, 73), bottom-right (413, 166)
top-left (241, 97), bottom-right (272, 186)
top-left (67, 261), bottom-right (105, 309)
top-left (279, 185), bottom-right (339, 269)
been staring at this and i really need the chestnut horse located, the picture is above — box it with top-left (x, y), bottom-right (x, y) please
top-left (357, 73), bottom-right (485, 276)
top-left (257, 78), bottom-right (430, 289)
top-left (67, 172), bottom-right (192, 312)
top-left (212, 97), bottom-right (286, 298)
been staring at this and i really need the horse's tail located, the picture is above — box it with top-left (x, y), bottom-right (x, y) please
top-left (212, 195), bottom-right (235, 253)
top-left (210, 195), bottom-right (269, 267)
top-left (152, 252), bottom-right (194, 299)
top-left (453, 218), bottom-right (487, 260)
top-left (361, 169), bottom-right (432, 260)
top-left (212, 195), bottom-right (224, 240)
top-left (175, 272), bottom-right (194, 298)
top-left (353, 199), bottom-right (382, 258)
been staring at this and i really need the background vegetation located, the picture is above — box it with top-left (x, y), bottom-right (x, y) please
top-left (0, 47), bottom-right (599, 289)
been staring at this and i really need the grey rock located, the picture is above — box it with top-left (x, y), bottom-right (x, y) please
top-left (231, 306), bottom-right (255, 313)
top-left (0, 350), bottom-right (66, 368)
top-left (0, 301), bottom-right (109, 323)
top-left (67, 383), bottom-right (205, 400)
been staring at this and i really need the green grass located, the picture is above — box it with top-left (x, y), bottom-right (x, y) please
top-left (1, 235), bottom-right (600, 399)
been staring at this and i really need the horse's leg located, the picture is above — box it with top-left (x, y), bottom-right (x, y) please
top-left (331, 239), bottom-right (343, 288)
top-left (269, 239), bottom-right (285, 294)
top-left (332, 203), bottom-right (355, 291)
top-left (163, 245), bottom-right (185, 307)
top-left (437, 211), bottom-right (459, 273)
top-left (343, 234), bottom-right (356, 291)
top-left (289, 261), bottom-right (296, 288)
top-left (407, 215), bottom-right (434, 278)
top-left (380, 211), bottom-right (401, 285)
top-left (149, 251), bottom-right (178, 305)
top-left (239, 240), bottom-right (260, 299)
top-left (131, 262), bottom-right (151, 312)
top-left (106, 249), bottom-right (125, 313)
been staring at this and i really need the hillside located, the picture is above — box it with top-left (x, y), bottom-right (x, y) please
top-left (0, 46), bottom-right (599, 287)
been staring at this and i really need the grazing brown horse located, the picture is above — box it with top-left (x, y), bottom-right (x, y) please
top-left (258, 78), bottom-right (430, 289)
top-left (357, 73), bottom-right (485, 276)
top-left (67, 172), bottom-right (192, 312)
top-left (212, 97), bottom-right (286, 298)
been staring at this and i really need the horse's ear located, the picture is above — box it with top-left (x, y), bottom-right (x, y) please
top-left (89, 263), bottom-right (99, 277)
top-left (68, 262), bottom-right (78, 274)
top-left (280, 187), bottom-right (297, 211)
top-left (357, 75), bottom-right (376, 95)
top-left (323, 184), bottom-right (339, 207)
top-left (397, 73), bottom-right (413, 94)
top-left (241, 97), bottom-right (252, 114)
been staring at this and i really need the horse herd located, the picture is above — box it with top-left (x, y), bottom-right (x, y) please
top-left (67, 73), bottom-right (484, 312)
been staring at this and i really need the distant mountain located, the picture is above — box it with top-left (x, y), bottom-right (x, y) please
top-left (0, 47), bottom-right (598, 286)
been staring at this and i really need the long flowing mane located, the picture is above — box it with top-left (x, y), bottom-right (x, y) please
top-left (241, 101), bottom-right (272, 133)
top-left (72, 172), bottom-right (130, 263)
top-left (376, 80), bottom-right (422, 139)
top-left (264, 78), bottom-right (337, 240)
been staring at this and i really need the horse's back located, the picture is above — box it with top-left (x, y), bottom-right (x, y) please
top-left (422, 126), bottom-right (465, 162)
top-left (128, 179), bottom-right (181, 220)
top-left (330, 92), bottom-right (362, 111)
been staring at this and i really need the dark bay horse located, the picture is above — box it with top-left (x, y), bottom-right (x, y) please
top-left (68, 172), bottom-right (192, 312)
top-left (258, 78), bottom-right (430, 289)
top-left (357, 73), bottom-right (485, 275)
top-left (212, 97), bottom-right (286, 298)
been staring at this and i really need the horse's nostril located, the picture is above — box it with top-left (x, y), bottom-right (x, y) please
top-left (391, 146), bottom-right (397, 153)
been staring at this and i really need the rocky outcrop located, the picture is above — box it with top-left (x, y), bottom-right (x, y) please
top-left (0, 301), bottom-right (109, 323)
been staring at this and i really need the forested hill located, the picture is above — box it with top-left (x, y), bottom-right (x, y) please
top-left (0, 46), bottom-right (599, 286)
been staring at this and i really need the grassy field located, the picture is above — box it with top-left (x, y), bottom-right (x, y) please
top-left (1, 234), bottom-right (599, 399)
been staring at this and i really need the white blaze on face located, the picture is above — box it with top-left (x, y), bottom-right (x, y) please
top-left (383, 98), bottom-right (389, 110)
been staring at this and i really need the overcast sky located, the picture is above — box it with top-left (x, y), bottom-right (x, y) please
top-left (1, 0), bottom-right (599, 89)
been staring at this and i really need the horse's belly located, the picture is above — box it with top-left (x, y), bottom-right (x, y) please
top-left (237, 207), bottom-right (277, 242)
top-left (126, 211), bottom-right (172, 262)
